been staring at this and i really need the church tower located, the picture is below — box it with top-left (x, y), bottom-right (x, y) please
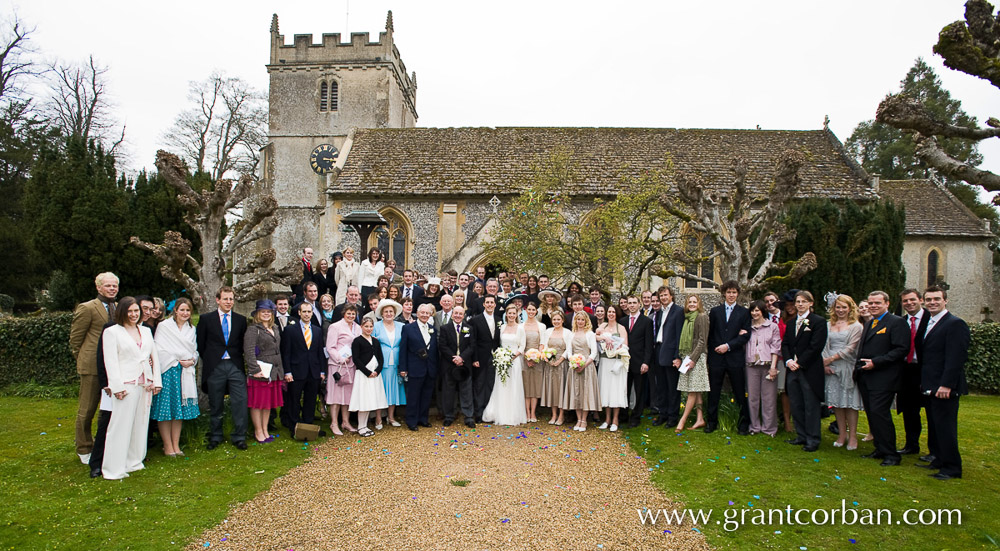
top-left (262, 11), bottom-right (417, 263)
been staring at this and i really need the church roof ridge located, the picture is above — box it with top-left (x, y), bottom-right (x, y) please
top-left (879, 179), bottom-right (994, 238)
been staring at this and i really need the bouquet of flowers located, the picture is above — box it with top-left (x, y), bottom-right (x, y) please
top-left (569, 354), bottom-right (587, 374)
top-left (524, 348), bottom-right (542, 367)
top-left (542, 347), bottom-right (558, 362)
top-left (493, 347), bottom-right (514, 384)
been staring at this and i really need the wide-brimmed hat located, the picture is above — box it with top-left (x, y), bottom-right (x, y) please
top-left (779, 289), bottom-right (800, 310)
top-left (504, 293), bottom-right (528, 308)
top-left (253, 299), bottom-right (276, 315)
top-left (376, 299), bottom-right (402, 318)
top-left (537, 287), bottom-right (562, 302)
top-left (424, 277), bottom-right (442, 289)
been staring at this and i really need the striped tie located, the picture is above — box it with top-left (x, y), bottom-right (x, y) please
top-left (304, 323), bottom-right (312, 348)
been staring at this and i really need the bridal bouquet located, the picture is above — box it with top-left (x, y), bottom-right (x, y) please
top-left (569, 354), bottom-right (587, 374)
top-left (524, 348), bottom-right (542, 367)
top-left (493, 347), bottom-right (514, 384)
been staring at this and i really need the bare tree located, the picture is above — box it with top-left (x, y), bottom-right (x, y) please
top-left (658, 151), bottom-right (817, 299)
top-left (163, 73), bottom-right (267, 181)
top-left (876, 0), bottom-right (1000, 197)
top-left (0, 13), bottom-right (39, 107)
top-left (45, 55), bottom-right (124, 152)
top-left (130, 150), bottom-right (300, 313)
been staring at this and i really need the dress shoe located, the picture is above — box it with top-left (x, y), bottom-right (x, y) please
top-left (318, 430), bottom-right (327, 437)
top-left (206, 441), bottom-right (221, 450)
top-left (234, 441), bottom-right (248, 450)
top-left (897, 446), bottom-right (919, 455)
top-left (785, 438), bottom-right (806, 445)
top-left (703, 424), bottom-right (717, 434)
top-left (408, 425), bottom-right (418, 431)
top-left (465, 420), bottom-right (475, 428)
top-left (651, 417), bottom-right (666, 426)
top-left (90, 467), bottom-right (102, 478)
top-left (919, 454), bottom-right (936, 463)
top-left (737, 429), bottom-right (750, 436)
top-left (827, 421), bottom-right (839, 435)
top-left (930, 472), bottom-right (959, 480)
top-left (880, 458), bottom-right (901, 466)
top-left (860, 451), bottom-right (883, 459)
top-left (802, 445), bottom-right (818, 452)
top-left (419, 422), bottom-right (432, 428)
top-left (443, 420), bottom-right (453, 427)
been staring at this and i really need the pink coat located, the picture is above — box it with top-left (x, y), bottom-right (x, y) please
top-left (325, 319), bottom-right (361, 405)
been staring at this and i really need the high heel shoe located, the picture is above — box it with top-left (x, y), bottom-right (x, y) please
top-left (833, 441), bottom-right (845, 448)
top-left (331, 425), bottom-right (343, 436)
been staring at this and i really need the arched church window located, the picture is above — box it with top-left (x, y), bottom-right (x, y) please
top-left (369, 209), bottom-right (409, 269)
top-left (927, 249), bottom-right (940, 287)
top-left (319, 80), bottom-right (338, 112)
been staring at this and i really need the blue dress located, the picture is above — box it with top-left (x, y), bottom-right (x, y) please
top-left (150, 364), bottom-right (200, 421)
top-left (374, 320), bottom-right (406, 405)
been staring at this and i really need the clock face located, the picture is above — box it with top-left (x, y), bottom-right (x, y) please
top-left (310, 143), bottom-right (339, 175)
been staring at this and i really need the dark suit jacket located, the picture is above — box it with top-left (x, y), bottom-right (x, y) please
top-left (707, 303), bottom-right (752, 368)
top-left (291, 300), bottom-right (324, 330)
top-left (291, 258), bottom-right (312, 299)
top-left (780, 312), bottom-right (829, 400)
top-left (469, 312), bottom-right (501, 371)
top-left (655, 303), bottom-right (685, 366)
top-left (280, 319), bottom-right (326, 381)
top-left (624, 313), bottom-right (654, 372)
top-left (438, 319), bottom-right (476, 369)
top-left (399, 321), bottom-right (438, 379)
top-left (854, 313), bottom-right (910, 392)
top-left (917, 312), bottom-right (969, 396)
top-left (196, 309), bottom-right (248, 390)
top-left (399, 284), bottom-right (424, 303)
top-left (352, 335), bottom-right (384, 377)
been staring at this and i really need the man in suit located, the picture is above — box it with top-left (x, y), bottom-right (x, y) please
top-left (438, 305), bottom-right (477, 428)
top-left (706, 280), bottom-right (752, 434)
top-left (69, 271), bottom-right (118, 464)
top-left (434, 294), bottom-right (456, 327)
top-left (332, 285), bottom-right (366, 322)
top-left (274, 295), bottom-right (291, 330)
top-left (587, 287), bottom-right (605, 311)
top-left (474, 266), bottom-right (487, 289)
top-left (651, 286), bottom-right (684, 427)
top-left (781, 290), bottom-right (829, 452)
top-left (640, 290), bottom-right (655, 318)
top-left (854, 290), bottom-right (910, 466)
top-left (88, 319), bottom-right (116, 477)
top-left (293, 282), bottom-right (323, 329)
top-left (897, 288), bottom-right (929, 456)
top-left (196, 286), bottom-right (250, 450)
top-left (568, 294), bottom-right (599, 330)
top-left (291, 247), bottom-right (314, 302)
top-left (399, 269), bottom-right (424, 303)
top-left (469, 295), bottom-right (501, 421)
top-left (457, 273), bottom-right (482, 316)
top-left (399, 303), bottom-right (439, 431)
top-left (916, 286), bottom-right (969, 480)
top-left (624, 295), bottom-right (654, 427)
top-left (280, 301), bottom-right (326, 432)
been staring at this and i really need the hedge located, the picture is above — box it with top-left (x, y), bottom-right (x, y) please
top-left (2, 314), bottom-right (999, 394)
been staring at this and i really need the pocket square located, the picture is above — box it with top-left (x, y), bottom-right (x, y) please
top-left (876, 328), bottom-right (887, 335)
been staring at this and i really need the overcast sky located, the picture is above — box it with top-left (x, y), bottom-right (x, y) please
top-left (7, 0), bottom-right (999, 183)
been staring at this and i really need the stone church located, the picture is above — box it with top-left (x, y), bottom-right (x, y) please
top-left (260, 12), bottom-right (997, 321)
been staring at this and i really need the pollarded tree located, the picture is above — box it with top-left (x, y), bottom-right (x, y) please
top-left (130, 151), bottom-right (300, 313)
top-left (876, 0), bottom-right (1000, 196)
top-left (657, 151), bottom-right (817, 300)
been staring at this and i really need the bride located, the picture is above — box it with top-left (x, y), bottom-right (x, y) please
top-left (482, 304), bottom-right (528, 426)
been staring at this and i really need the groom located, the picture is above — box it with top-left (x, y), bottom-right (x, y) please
top-left (470, 295), bottom-right (501, 422)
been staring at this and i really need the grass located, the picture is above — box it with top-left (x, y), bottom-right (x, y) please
top-left (626, 394), bottom-right (1000, 550)
top-left (0, 396), bottom-right (315, 550)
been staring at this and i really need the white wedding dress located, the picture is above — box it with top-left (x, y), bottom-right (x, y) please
top-left (482, 327), bottom-right (528, 426)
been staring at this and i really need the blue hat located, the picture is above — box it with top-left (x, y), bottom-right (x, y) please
top-left (253, 299), bottom-right (277, 314)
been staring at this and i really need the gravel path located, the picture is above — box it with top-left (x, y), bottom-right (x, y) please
top-left (190, 422), bottom-right (710, 551)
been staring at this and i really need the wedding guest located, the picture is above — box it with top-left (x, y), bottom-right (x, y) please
top-left (387, 285), bottom-right (402, 302)
top-left (823, 294), bottom-right (864, 450)
top-left (438, 305), bottom-right (476, 427)
top-left (618, 296), bottom-right (628, 314)
top-left (522, 302), bottom-right (545, 422)
top-left (624, 295), bottom-right (654, 428)
top-left (328, 251), bottom-right (342, 302)
top-left (541, 310), bottom-right (572, 425)
top-left (359, 247), bottom-right (384, 300)
top-left (151, 298), bottom-right (166, 330)
top-left (102, 297), bottom-right (162, 479)
top-left (563, 282), bottom-right (585, 310)
top-left (362, 292), bottom-right (382, 324)
top-left (433, 294), bottom-right (455, 327)
top-left (525, 275), bottom-right (540, 301)
top-left (562, 312), bottom-right (599, 431)
top-left (482, 304), bottom-right (528, 426)
top-left (317, 293), bottom-right (336, 330)
top-left (313, 258), bottom-right (333, 296)
top-left (245, 299), bottom-right (287, 444)
top-left (197, 286), bottom-right (249, 450)
top-left (705, 280), bottom-right (752, 434)
top-left (275, 295), bottom-right (291, 330)
top-left (499, 278), bottom-right (514, 302)
top-left (594, 304), bottom-right (607, 327)
top-left (857, 300), bottom-right (872, 325)
top-left (333, 285), bottom-right (366, 322)
top-left (453, 289), bottom-right (470, 317)
top-left (399, 297), bottom-right (416, 324)
top-left (399, 304), bottom-right (439, 431)
top-left (151, 298), bottom-right (199, 457)
top-left (597, 305), bottom-right (628, 431)
top-left (472, 280), bottom-right (485, 300)
top-left (538, 288), bottom-right (562, 327)
top-left (326, 304), bottom-right (361, 435)
top-left (745, 300), bottom-right (782, 437)
top-left (399, 269), bottom-right (423, 303)
top-left (420, 277), bottom-right (443, 312)
top-left (350, 318), bottom-right (389, 437)
top-left (782, 290), bottom-right (829, 452)
top-left (764, 291), bottom-right (793, 433)
top-left (374, 299), bottom-right (405, 428)
top-left (334, 247), bottom-right (359, 305)
top-left (675, 295), bottom-right (710, 432)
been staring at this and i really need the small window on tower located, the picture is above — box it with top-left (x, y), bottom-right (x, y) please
top-left (319, 81), bottom-right (328, 112)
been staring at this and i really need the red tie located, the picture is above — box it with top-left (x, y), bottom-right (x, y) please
top-left (907, 316), bottom-right (917, 363)
top-left (629, 316), bottom-right (636, 331)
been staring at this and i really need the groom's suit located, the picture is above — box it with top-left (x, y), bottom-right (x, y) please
top-left (469, 311), bottom-right (501, 421)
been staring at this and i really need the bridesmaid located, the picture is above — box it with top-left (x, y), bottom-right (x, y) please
top-left (540, 310), bottom-right (572, 425)
top-left (325, 304), bottom-right (361, 435)
top-left (334, 247), bottom-right (359, 305)
top-left (675, 295), bottom-right (710, 432)
top-left (349, 318), bottom-right (388, 437)
top-left (151, 297), bottom-right (200, 457)
top-left (563, 311), bottom-right (600, 431)
top-left (823, 294), bottom-right (864, 450)
top-left (596, 305), bottom-right (628, 431)
top-left (521, 302), bottom-right (544, 422)
top-left (244, 299), bottom-right (286, 444)
top-left (374, 299), bottom-right (406, 428)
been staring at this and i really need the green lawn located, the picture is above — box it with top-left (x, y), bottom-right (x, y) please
top-left (627, 395), bottom-right (1000, 550)
top-left (0, 397), bottom-right (313, 550)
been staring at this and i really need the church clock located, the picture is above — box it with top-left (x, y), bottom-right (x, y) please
top-left (309, 143), bottom-right (339, 175)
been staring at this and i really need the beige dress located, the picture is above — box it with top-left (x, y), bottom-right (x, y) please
top-left (540, 328), bottom-right (568, 408)
top-left (561, 331), bottom-right (601, 411)
top-left (522, 321), bottom-right (544, 398)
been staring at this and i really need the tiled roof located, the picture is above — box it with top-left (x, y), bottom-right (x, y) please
top-left (331, 127), bottom-right (875, 199)
top-left (879, 179), bottom-right (993, 238)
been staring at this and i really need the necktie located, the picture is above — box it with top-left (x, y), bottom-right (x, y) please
top-left (629, 316), bottom-right (636, 331)
top-left (304, 323), bottom-right (312, 349)
top-left (772, 314), bottom-right (779, 324)
top-left (726, 305), bottom-right (732, 322)
top-left (907, 316), bottom-right (917, 363)
top-left (796, 317), bottom-right (804, 333)
top-left (405, 286), bottom-right (411, 298)
top-left (653, 310), bottom-right (662, 342)
top-left (104, 302), bottom-right (112, 322)
top-left (871, 318), bottom-right (879, 330)
top-left (222, 313), bottom-right (230, 344)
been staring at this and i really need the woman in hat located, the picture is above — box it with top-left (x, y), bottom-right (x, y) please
top-left (349, 317), bottom-right (388, 437)
top-left (521, 301), bottom-right (545, 422)
top-left (538, 288), bottom-right (563, 328)
top-left (374, 298), bottom-right (406, 427)
top-left (151, 297), bottom-right (200, 457)
top-left (334, 247), bottom-right (359, 305)
top-left (244, 299), bottom-right (286, 444)
top-left (420, 277), bottom-right (443, 312)
top-left (541, 309), bottom-right (573, 425)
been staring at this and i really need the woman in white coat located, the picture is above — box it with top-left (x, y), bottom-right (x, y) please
top-left (358, 247), bottom-right (384, 300)
top-left (334, 247), bottom-right (359, 305)
top-left (102, 296), bottom-right (162, 480)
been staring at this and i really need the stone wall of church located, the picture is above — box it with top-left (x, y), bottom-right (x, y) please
top-left (331, 200), bottom-right (440, 275)
top-left (902, 236), bottom-right (997, 322)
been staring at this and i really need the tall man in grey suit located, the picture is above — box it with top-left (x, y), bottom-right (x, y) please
top-left (781, 290), bottom-right (829, 452)
top-left (651, 286), bottom-right (684, 427)
top-left (196, 286), bottom-right (249, 450)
